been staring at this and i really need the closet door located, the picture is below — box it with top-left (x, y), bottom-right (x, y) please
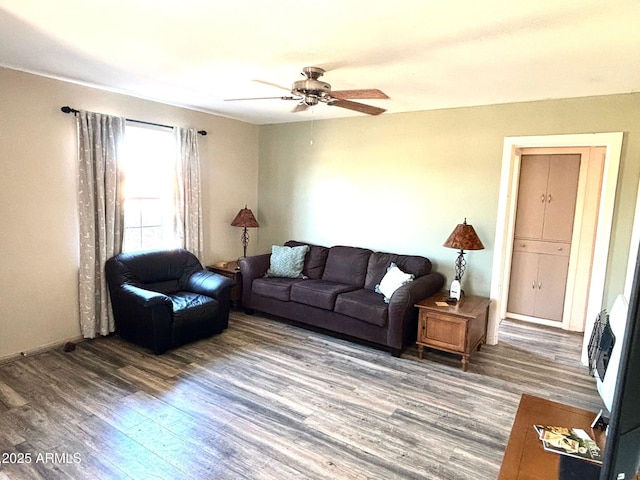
top-left (533, 253), bottom-right (571, 322)
top-left (514, 154), bottom-right (580, 241)
top-left (542, 154), bottom-right (581, 242)
top-left (508, 244), bottom-right (571, 322)
top-left (507, 250), bottom-right (537, 316)
top-left (514, 155), bottom-right (549, 239)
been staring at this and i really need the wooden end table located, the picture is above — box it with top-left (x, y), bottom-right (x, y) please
top-left (206, 261), bottom-right (242, 308)
top-left (414, 292), bottom-right (490, 371)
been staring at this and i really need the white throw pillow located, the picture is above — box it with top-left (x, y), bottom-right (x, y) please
top-left (375, 263), bottom-right (414, 303)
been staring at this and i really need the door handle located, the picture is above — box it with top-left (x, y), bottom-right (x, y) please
top-left (547, 194), bottom-right (552, 203)
top-left (538, 282), bottom-right (542, 289)
top-left (541, 194), bottom-right (546, 203)
top-left (532, 281), bottom-right (536, 289)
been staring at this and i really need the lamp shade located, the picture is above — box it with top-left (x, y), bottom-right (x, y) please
top-left (443, 218), bottom-right (484, 251)
top-left (230, 206), bottom-right (259, 228)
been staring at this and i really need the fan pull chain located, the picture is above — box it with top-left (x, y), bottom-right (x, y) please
top-left (310, 117), bottom-right (314, 146)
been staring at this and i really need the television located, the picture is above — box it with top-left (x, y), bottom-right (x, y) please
top-left (597, 250), bottom-right (640, 479)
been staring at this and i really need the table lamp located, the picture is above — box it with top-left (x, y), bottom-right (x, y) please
top-left (443, 218), bottom-right (484, 300)
top-left (231, 205), bottom-right (259, 260)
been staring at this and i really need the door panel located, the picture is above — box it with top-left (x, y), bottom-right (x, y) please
top-left (514, 155), bottom-right (549, 239)
top-left (507, 250), bottom-right (538, 316)
top-left (533, 254), bottom-right (571, 322)
top-left (543, 154), bottom-right (581, 242)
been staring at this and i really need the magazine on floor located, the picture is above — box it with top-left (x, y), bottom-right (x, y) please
top-left (533, 425), bottom-right (603, 464)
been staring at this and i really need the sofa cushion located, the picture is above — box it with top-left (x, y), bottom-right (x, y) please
top-left (375, 263), bottom-right (414, 303)
top-left (290, 279), bottom-right (358, 310)
top-left (252, 277), bottom-right (304, 302)
top-left (285, 240), bottom-right (329, 279)
top-left (266, 244), bottom-right (310, 278)
top-left (322, 246), bottom-right (372, 287)
top-left (364, 252), bottom-right (432, 290)
top-left (334, 289), bottom-right (388, 327)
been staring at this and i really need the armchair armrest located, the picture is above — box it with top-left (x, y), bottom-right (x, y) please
top-left (386, 272), bottom-right (445, 350)
top-left (185, 270), bottom-right (235, 330)
top-left (110, 284), bottom-right (174, 354)
top-left (121, 284), bottom-right (172, 307)
top-left (239, 253), bottom-right (271, 308)
top-left (186, 270), bottom-right (234, 300)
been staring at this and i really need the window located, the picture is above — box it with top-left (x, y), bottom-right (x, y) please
top-left (122, 124), bottom-right (179, 252)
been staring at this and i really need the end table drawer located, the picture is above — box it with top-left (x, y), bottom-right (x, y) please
top-left (421, 312), bottom-right (466, 352)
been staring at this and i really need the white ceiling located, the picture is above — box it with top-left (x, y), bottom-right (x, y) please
top-left (1, 0), bottom-right (639, 125)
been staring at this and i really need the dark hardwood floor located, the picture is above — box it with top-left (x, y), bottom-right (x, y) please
top-left (0, 311), bottom-right (602, 479)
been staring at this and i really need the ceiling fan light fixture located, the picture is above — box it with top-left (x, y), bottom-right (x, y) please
top-left (304, 95), bottom-right (319, 106)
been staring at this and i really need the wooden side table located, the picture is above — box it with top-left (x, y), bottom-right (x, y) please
top-left (414, 292), bottom-right (490, 371)
top-left (206, 261), bottom-right (242, 308)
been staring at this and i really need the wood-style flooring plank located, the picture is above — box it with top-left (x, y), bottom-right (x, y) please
top-left (0, 379), bottom-right (27, 410)
top-left (0, 311), bottom-right (602, 479)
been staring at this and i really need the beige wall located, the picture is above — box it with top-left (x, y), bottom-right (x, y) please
top-left (0, 67), bottom-right (259, 360)
top-left (2, 65), bottom-right (638, 360)
top-left (258, 94), bottom-right (640, 308)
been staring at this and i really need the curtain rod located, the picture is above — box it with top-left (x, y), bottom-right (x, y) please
top-left (60, 106), bottom-right (207, 136)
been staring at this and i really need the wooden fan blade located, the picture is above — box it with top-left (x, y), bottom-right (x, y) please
top-left (329, 89), bottom-right (389, 100)
top-left (291, 103), bottom-right (310, 113)
top-left (329, 99), bottom-right (386, 115)
top-left (224, 96), bottom-right (299, 101)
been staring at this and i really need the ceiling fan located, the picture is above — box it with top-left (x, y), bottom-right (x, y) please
top-left (225, 66), bottom-right (388, 115)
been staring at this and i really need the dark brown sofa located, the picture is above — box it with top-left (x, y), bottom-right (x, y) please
top-left (239, 241), bottom-right (444, 356)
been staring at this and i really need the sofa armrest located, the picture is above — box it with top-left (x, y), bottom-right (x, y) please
top-left (239, 253), bottom-right (271, 308)
top-left (386, 272), bottom-right (445, 350)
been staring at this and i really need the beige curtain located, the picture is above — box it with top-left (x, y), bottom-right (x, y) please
top-left (77, 111), bottom-right (126, 338)
top-left (174, 127), bottom-right (203, 260)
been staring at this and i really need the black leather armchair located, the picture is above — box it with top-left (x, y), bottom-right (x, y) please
top-left (105, 249), bottom-right (234, 354)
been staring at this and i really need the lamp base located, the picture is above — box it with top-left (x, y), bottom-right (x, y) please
top-left (449, 279), bottom-right (462, 301)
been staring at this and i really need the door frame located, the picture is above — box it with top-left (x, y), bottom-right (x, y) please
top-left (487, 132), bottom-right (623, 345)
